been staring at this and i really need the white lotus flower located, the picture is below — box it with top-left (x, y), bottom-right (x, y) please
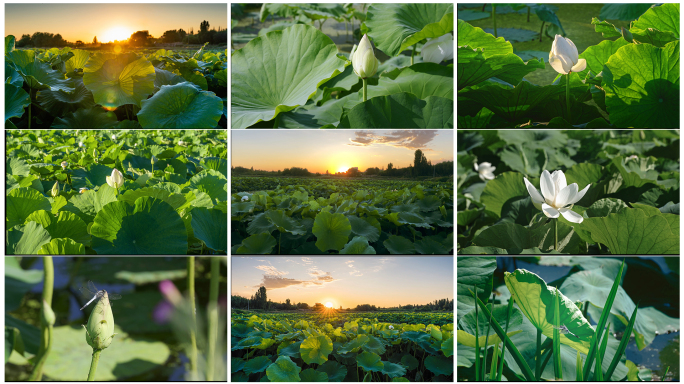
top-left (178, 141), bottom-right (185, 146)
top-left (241, 196), bottom-right (249, 202)
top-left (523, 170), bottom-right (590, 224)
top-left (78, 142), bottom-right (83, 147)
top-left (51, 181), bottom-right (59, 198)
top-left (79, 187), bottom-right (89, 194)
top-left (626, 155), bottom-right (639, 161)
top-left (422, 34), bottom-right (454, 63)
top-left (135, 143), bottom-right (138, 147)
top-left (350, 34), bottom-right (379, 79)
top-left (389, 325), bottom-right (394, 330)
top-left (549, 35), bottom-right (586, 75)
top-left (106, 169), bottom-right (124, 189)
top-left (474, 162), bottom-right (496, 181)
top-left (111, 135), bottom-right (116, 140)
top-left (61, 161), bottom-right (68, 170)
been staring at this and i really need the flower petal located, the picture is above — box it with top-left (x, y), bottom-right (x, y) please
top-left (549, 54), bottom-right (571, 74)
top-left (552, 170), bottom-right (568, 191)
top-left (571, 58), bottom-right (587, 73)
top-left (572, 183), bottom-right (591, 204)
top-left (559, 208), bottom-right (584, 223)
top-left (556, 183), bottom-right (578, 208)
top-left (482, 172), bottom-right (495, 180)
top-left (540, 170), bottom-right (555, 203)
top-left (542, 203), bottom-right (560, 218)
top-left (524, 177), bottom-right (545, 205)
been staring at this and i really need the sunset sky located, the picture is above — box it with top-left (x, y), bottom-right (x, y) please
top-left (5, 4), bottom-right (227, 43)
top-left (231, 130), bottom-right (454, 174)
top-left (231, 256), bottom-right (453, 308)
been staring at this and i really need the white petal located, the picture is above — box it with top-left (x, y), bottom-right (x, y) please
top-left (565, 37), bottom-right (579, 61)
top-left (540, 170), bottom-right (555, 203)
top-left (555, 183), bottom-right (578, 208)
top-left (483, 172), bottom-right (495, 180)
top-left (480, 162), bottom-right (492, 168)
top-left (559, 208), bottom-right (584, 223)
top-left (571, 58), bottom-right (587, 73)
top-left (549, 54), bottom-right (571, 74)
top-left (542, 203), bottom-right (560, 218)
top-left (572, 183), bottom-right (591, 204)
top-left (524, 177), bottom-right (545, 205)
top-left (552, 170), bottom-right (567, 191)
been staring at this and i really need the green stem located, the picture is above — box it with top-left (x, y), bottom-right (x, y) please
top-left (188, 257), bottom-right (198, 379)
top-left (535, 328), bottom-right (542, 380)
top-left (411, 44), bottom-right (416, 65)
top-left (555, 218), bottom-right (558, 251)
top-left (527, 6), bottom-right (531, 22)
top-left (31, 257), bottom-right (54, 381)
top-left (273, 113), bottom-right (281, 128)
top-left (539, 21), bottom-right (545, 42)
top-left (28, 88), bottom-right (32, 129)
top-left (492, 5), bottom-right (497, 37)
top-left (125, 105), bottom-right (130, 120)
top-left (29, 323), bottom-right (51, 381)
top-left (362, 78), bottom-right (368, 102)
top-left (207, 258), bottom-right (220, 381)
top-left (566, 73), bottom-right (571, 124)
top-left (87, 349), bottom-right (102, 381)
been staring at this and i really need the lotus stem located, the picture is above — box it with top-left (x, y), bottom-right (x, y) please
top-left (527, 6), bottom-right (531, 22)
top-left (566, 73), bottom-right (571, 124)
top-left (188, 257), bottom-right (198, 379)
top-left (492, 5), bottom-right (497, 37)
top-left (363, 78), bottom-right (368, 102)
top-left (30, 257), bottom-right (54, 381)
top-left (207, 257), bottom-right (220, 381)
top-left (411, 44), bottom-right (416, 65)
top-left (535, 328), bottom-right (542, 380)
top-left (87, 349), bottom-right (101, 381)
top-left (555, 218), bottom-right (558, 251)
top-left (28, 89), bottom-right (32, 129)
top-left (539, 21), bottom-right (545, 42)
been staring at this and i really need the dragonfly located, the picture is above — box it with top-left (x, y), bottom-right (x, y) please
top-left (79, 281), bottom-right (122, 311)
top-left (552, 324), bottom-right (580, 339)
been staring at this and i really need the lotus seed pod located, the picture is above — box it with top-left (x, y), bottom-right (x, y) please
top-left (84, 291), bottom-right (116, 350)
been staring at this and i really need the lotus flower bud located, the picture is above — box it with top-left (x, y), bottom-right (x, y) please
top-left (111, 134), bottom-right (116, 140)
top-left (151, 155), bottom-right (158, 164)
top-left (106, 169), bottom-right (124, 189)
top-left (42, 300), bottom-right (56, 326)
top-left (84, 291), bottom-right (116, 350)
top-left (79, 142), bottom-right (83, 147)
top-left (242, 195), bottom-right (249, 202)
top-left (80, 187), bottom-right (89, 194)
top-left (549, 35), bottom-right (586, 75)
top-left (421, 34), bottom-right (454, 63)
top-left (61, 161), bottom-right (68, 170)
top-left (178, 141), bottom-right (185, 146)
top-left (350, 34), bottom-right (379, 79)
top-left (51, 181), bottom-right (59, 198)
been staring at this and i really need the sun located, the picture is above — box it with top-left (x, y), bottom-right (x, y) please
top-left (325, 302), bottom-right (333, 308)
top-left (337, 166), bottom-right (349, 173)
top-left (102, 27), bottom-right (131, 43)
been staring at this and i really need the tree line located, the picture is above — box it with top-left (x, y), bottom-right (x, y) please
top-left (231, 286), bottom-right (454, 312)
top-left (15, 20), bottom-right (227, 48)
top-left (232, 149), bottom-right (454, 179)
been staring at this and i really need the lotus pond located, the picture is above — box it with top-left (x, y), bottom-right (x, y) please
top-left (457, 256), bottom-right (679, 381)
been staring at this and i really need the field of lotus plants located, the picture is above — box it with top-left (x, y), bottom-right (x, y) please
top-left (458, 3), bottom-right (679, 128)
top-left (457, 130), bottom-right (679, 254)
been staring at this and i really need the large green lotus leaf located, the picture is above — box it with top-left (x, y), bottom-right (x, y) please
top-left (365, 4), bottom-right (453, 57)
top-left (631, 4), bottom-right (679, 47)
top-left (264, 210), bottom-right (306, 235)
top-left (202, 157), bottom-right (228, 179)
top-left (383, 235), bottom-right (416, 254)
top-left (580, 207), bottom-right (678, 254)
top-left (278, 97), bottom-right (348, 128)
top-left (479, 171), bottom-right (528, 218)
top-left (242, 355), bottom-right (272, 375)
top-left (83, 52), bottom-right (155, 108)
top-left (504, 269), bottom-right (594, 354)
top-left (137, 82), bottom-right (223, 128)
top-left (189, 170), bottom-right (227, 203)
top-left (339, 236), bottom-right (376, 254)
top-left (9, 221), bottom-right (52, 255)
top-left (236, 233), bottom-right (277, 254)
top-left (456, 257), bottom-right (496, 318)
top-left (64, 49), bottom-right (90, 75)
top-left (356, 351), bottom-right (384, 372)
top-left (347, 216), bottom-right (380, 242)
top-left (459, 80), bottom-right (569, 122)
top-left (457, 304), bottom-right (524, 347)
top-left (6, 83), bottom-right (30, 121)
top-left (16, 59), bottom-right (73, 92)
top-left (152, 68), bottom-right (186, 93)
top-left (231, 24), bottom-right (348, 129)
top-left (599, 3), bottom-right (653, 21)
top-left (576, 37), bottom-right (630, 80)
top-left (312, 211), bottom-right (352, 252)
top-left (71, 164), bottom-right (121, 190)
top-left (300, 334), bottom-right (333, 365)
top-left (367, 63), bottom-right (453, 100)
top-left (266, 355), bottom-right (301, 382)
top-left (602, 41), bottom-right (679, 128)
top-left (473, 220), bottom-right (583, 254)
top-left (7, 49), bottom-right (35, 70)
top-left (300, 369), bottom-right (327, 382)
top-left (91, 197), bottom-right (188, 254)
top-left (41, 325), bottom-right (169, 381)
top-left (458, 47), bottom-right (543, 89)
top-left (338, 93), bottom-right (452, 128)
top-left (50, 107), bottom-right (119, 129)
top-left (380, 361), bottom-right (406, 378)
top-left (7, 187), bottom-right (52, 228)
top-left (191, 207), bottom-right (227, 252)
top-left (317, 360), bottom-right (347, 382)
top-left (38, 77), bottom-right (96, 116)
top-left (561, 269), bottom-right (672, 351)
top-left (457, 19), bottom-right (513, 57)
top-left (6, 256), bottom-right (43, 311)
top-left (424, 355), bottom-right (453, 376)
top-left (25, 210), bottom-right (90, 247)
top-left (37, 238), bottom-right (85, 255)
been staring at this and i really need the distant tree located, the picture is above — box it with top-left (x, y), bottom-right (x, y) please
top-left (93, 36), bottom-right (98, 44)
top-left (129, 31), bottom-right (151, 47)
top-left (313, 303), bottom-right (325, 311)
top-left (387, 162), bottom-right (394, 171)
top-left (251, 286), bottom-right (267, 310)
top-left (285, 298), bottom-right (291, 309)
top-left (75, 40), bottom-right (84, 46)
top-left (200, 20), bottom-right (210, 33)
top-left (296, 302), bottom-right (309, 309)
top-left (16, 34), bottom-right (31, 47)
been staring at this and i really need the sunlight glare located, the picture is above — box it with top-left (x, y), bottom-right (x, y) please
top-left (337, 166), bottom-right (349, 173)
top-left (102, 27), bottom-right (131, 43)
top-left (325, 302), bottom-right (333, 308)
